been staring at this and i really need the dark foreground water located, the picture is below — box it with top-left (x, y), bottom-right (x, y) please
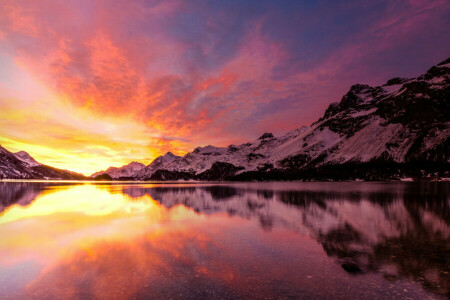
top-left (0, 181), bottom-right (448, 299)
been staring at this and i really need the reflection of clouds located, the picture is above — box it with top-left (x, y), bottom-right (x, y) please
top-left (21, 216), bottom-right (356, 300)
top-left (0, 184), bottom-right (194, 268)
top-left (25, 228), bottom-right (216, 299)
top-left (25, 224), bottom-right (233, 300)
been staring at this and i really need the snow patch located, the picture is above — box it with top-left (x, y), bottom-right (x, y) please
top-left (400, 177), bottom-right (414, 182)
top-left (351, 108), bottom-right (377, 118)
top-left (437, 63), bottom-right (450, 68)
top-left (14, 151), bottom-right (41, 167)
top-left (326, 117), bottom-right (409, 163)
top-left (428, 77), bottom-right (446, 84)
top-left (382, 84), bottom-right (402, 94)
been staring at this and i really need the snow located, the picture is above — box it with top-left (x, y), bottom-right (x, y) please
top-left (420, 126), bottom-right (450, 154)
top-left (400, 178), bottom-right (414, 182)
top-left (14, 151), bottom-right (41, 167)
top-left (270, 125), bottom-right (342, 164)
top-left (428, 77), bottom-right (445, 84)
top-left (351, 108), bottom-right (377, 118)
top-left (389, 87), bottom-right (407, 97)
top-left (437, 63), bottom-right (450, 68)
top-left (357, 91), bottom-right (374, 104)
top-left (92, 161), bottom-right (145, 178)
top-left (382, 84), bottom-right (402, 94)
top-left (159, 152), bottom-right (178, 163)
top-left (134, 126), bottom-right (322, 178)
top-left (326, 117), bottom-right (411, 163)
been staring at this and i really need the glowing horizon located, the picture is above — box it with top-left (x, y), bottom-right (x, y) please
top-left (1, 0), bottom-right (449, 175)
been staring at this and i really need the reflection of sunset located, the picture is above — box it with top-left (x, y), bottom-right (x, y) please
top-left (0, 182), bottom-right (447, 298)
top-left (0, 184), bottom-right (195, 267)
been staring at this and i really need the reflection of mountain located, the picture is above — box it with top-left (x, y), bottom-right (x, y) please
top-left (0, 182), bottom-right (47, 213)
top-left (0, 182), bottom-right (81, 214)
top-left (122, 183), bottom-right (450, 297)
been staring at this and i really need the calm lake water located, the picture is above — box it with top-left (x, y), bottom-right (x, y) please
top-left (0, 181), bottom-right (448, 299)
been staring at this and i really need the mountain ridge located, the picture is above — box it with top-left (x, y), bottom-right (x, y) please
top-left (90, 57), bottom-right (448, 181)
top-left (0, 146), bottom-right (86, 180)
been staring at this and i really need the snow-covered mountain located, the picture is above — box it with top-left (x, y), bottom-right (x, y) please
top-left (0, 146), bottom-right (86, 180)
top-left (127, 57), bottom-right (449, 181)
top-left (14, 151), bottom-right (41, 167)
top-left (135, 152), bottom-right (180, 179)
top-left (91, 161), bottom-right (145, 179)
top-left (91, 153), bottom-right (181, 180)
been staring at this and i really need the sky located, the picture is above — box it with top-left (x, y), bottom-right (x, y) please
top-left (0, 0), bottom-right (449, 175)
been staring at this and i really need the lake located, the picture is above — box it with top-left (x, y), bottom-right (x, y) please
top-left (0, 181), bottom-right (448, 299)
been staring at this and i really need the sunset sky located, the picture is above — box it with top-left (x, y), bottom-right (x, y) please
top-left (1, 0), bottom-right (449, 175)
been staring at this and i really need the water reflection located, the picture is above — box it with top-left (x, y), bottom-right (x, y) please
top-left (0, 182), bottom-right (47, 213)
top-left (0, 182), bottom-right (448, 299)
top-left (0, 182), bottom-right (81, 213)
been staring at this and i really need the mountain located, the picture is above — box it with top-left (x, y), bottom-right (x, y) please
top-left (14, 151), bottom-right (41, 167)
top-left (2, 58), bottom-right (449, 181)
top-left (0, 146), bottom-right (86, 180)
top-left (134, 152), bottom-right (181, 179)
top-left (91, 161), bottom-right (145, 179)
top-left (130, 57), bottom-right (449, 181)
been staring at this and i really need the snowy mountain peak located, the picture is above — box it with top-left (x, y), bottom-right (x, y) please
top-left (14, 151), bottom-right (41, 167)
top-left (0, 146), bottom-right (85, 180)
top-left (91, 161), bottom-right (145, 179)
top-left (161, 152), bottom-right (179, 162)
top-left (159, 152), bottom-right (180, 163)
top-left (258, 133), bottom-right (274, 140)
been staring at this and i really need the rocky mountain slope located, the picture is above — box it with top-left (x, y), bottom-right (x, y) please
top-left (91, 161), bottom-right (145, 179)
top-left (0, 146), bottom-right (86, 180)
top-left (95, 57), bottom-right (449, 181)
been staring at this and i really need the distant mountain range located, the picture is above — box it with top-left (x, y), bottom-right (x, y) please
top-left (0, 146), bottom-right (86, 180)
top-left (1, 57), bottom-right (449, 181)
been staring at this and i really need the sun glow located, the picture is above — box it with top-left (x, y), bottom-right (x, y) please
top-left (0, 54), bottom-right (184, 175)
